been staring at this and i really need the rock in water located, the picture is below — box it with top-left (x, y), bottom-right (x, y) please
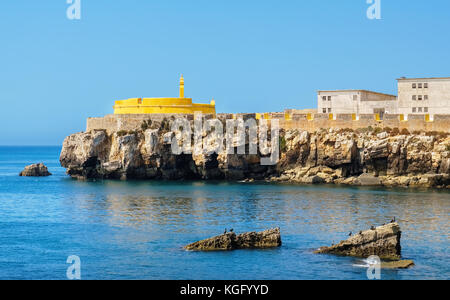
top-left (19, 163), bottom-right (52, 177)
top-left (184, 232), bottom-right (237, 251)
top-left (381, 260), bottom-right (415, 269)
top-left (184, 228), bottom-right (282, 251)
top-left (235, 228), bottom-right (282, 249)
top-left (314, 223), bottom-right (401, 260)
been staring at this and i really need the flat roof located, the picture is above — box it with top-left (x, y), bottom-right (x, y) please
top-left (397, 77), bottom-right (450, 81)
top-left (317, 90), bottom-right (397, 98)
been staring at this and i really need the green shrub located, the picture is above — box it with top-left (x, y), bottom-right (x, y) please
top-left (160, 118), bottom-right (171, 132)
top-left (400, 128), bottom-right (410, 135)
top-left (141, 119), bottom-right (153, 131)
top-left (116, 130), bottom-right (128, 137)
top-left (391, 127), bottom-right (400, 136)
top-left (279, 136), bottom-right (287, 153)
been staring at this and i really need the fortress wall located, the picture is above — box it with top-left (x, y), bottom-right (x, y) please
top-left (86, 113), bottom-right (450, 134)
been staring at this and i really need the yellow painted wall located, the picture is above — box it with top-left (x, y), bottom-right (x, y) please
top-left (113, 75), bottom-right (216, 115)
top-left (114, 97), bottom-right (216, 115)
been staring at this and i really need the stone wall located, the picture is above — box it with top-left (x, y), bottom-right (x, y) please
top-left (86, 113), bottom-right (450, 134)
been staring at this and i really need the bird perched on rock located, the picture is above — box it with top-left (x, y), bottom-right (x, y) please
top-left (348, 232), bottom-right (352, 237)
top-left (229, 228), bottom-right (234, 233)
top-left (359, 231), bottom-right (362, 235)
top-left (390, 217), bottom-right (396, 223)
top-left (370, 226), bottom-right (375, 230)
top-left (224, 229), bottom-right (227, 234)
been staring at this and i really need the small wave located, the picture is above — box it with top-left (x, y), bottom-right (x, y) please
top-left (353, 257), bottom-right (380, 268)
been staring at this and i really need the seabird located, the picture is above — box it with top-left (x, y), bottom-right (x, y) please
top-left (230, 228), bottom-right (234, 232)
top-left (224, 229), bottom-right (227, 234)
top-left (391, 217), bottom-right (396, 223)
top-left (349, 232), bottom-right (352, 237)
top-left (359, 231), bottom-right (362, 235)
top-left (370, 226), bottom-right (375, 230)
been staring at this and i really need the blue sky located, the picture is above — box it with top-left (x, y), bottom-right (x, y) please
top-left (1, 0), bottom-right (449, 145)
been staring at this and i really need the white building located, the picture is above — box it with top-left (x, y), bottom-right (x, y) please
top-left (397, 77), bottom-right (450, 115)
top-left (317, 90), bottom-right (397, 118)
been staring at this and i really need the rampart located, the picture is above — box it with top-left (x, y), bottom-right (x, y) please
top-left (86, 113), bottom-right (450, 134)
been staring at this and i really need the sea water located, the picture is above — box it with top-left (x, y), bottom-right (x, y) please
top-left (0, 146), bottom-right (448, 280)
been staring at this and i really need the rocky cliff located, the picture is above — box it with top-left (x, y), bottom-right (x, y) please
top-left (60, 122), bottom-right (450, 188)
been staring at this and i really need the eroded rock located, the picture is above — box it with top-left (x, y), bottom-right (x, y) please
top-left (315, 223), bottom-right (402, 260)
top-left (60, 123), bottom-right (450, 187)
top-left (19, 163), bottom-right (52, 177)
top-left (184, 228), bottom-right (282, 251)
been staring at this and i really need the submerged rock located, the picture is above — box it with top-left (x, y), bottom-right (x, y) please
top-left (19, 163), bottom-right (52, 177)
top-left (381, 260), bottom-right (415, 269)
top-left (184, 228), bottom-right (282, 251)
top-left (315, 223), bottom-right (402, 260)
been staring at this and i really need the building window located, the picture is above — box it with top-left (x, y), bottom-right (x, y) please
top-left (424, 95), bottom-right (428, 100)
top-left (424, 83), bottom-right (428, 88)
top-left (412, 107), bottom-right (416, 113)
top-left (328, 108), bottom-right (332, 113)
top-left (322, 108), bottom-right (327, 113)
top-left (418, 107), bottom-right (423, 113)
top-left (322, 96), bottom-right (327, 101)
top-left (412, 83), bottom-right (416, 88)
top-left (328, 96), bottom-right (331, 101)
top-left (424, 107), bottom-right (428, 113)
top-left (418, 95), bottom-right (423, 101)
top-left (418, 83), bottom-right (423, 88)
top-left (412, 95), bottom-right (417, 101)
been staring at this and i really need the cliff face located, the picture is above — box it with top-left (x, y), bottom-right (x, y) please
top-left (60, 125), bottom-right (450, 188)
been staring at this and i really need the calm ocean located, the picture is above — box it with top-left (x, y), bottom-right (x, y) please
top-left (0, 146), bottom-right (448, 280)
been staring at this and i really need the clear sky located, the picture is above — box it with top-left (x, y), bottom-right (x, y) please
top-left (1, 0), bottom-right (449, 145)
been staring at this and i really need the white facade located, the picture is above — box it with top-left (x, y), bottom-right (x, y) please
top-left (317, 90), bottom-right (398, 117)
top-left (397, 77), bottom-right (450, 115)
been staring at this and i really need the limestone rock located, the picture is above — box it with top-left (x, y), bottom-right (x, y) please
top-left (354, 173), bottom-right (382, 186)
top-left (381, 260), bottom-right (414, 269)
top-left (184, 228), bottom-right (282, 251)
top-left (235, 228), bottom-right (282, 249)
top-left (19, 163), bottom-right (52, 177)
top-left (184, 232), bottom-right (236, 251)
top-left (315, 223), bottom-right (402, 260)
top-left (59, 123), bottom-right (450, 188)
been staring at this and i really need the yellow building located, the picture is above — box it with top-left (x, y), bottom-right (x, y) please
top-left (113, 75), bottom-right (216, 114)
